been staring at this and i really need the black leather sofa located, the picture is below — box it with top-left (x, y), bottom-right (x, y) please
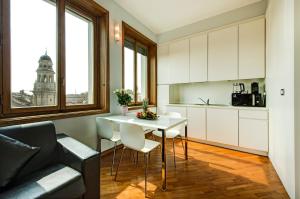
top-left (0, 121), bottom-right (100, 199)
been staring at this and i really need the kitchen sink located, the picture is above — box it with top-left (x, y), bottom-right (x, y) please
top-left (193, 103), bottom-right (229, 107)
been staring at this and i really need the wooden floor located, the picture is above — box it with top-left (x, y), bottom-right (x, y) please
top-left (100, 140), bottom-right (289, 199)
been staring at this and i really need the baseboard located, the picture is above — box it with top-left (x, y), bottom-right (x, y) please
top-left (187, 137), bottom-right (268, 156)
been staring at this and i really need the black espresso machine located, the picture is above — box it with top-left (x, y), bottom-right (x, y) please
top-left (232, 82), bottom-right (265, 107)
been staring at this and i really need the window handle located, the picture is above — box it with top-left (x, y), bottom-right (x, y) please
top-left (61, 77), bottom-right (65, 87)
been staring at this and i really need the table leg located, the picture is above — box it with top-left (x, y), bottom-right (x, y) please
top-left (159, 128), bottom-right (167, 191)
top-left (185, 124), bottom-right (188, 160)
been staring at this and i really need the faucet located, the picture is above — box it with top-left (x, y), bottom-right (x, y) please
top-left (198, 97), bottom-right (210, 105)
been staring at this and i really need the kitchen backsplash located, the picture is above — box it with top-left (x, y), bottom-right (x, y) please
top-left (169, 79), bottom-right (265, 105)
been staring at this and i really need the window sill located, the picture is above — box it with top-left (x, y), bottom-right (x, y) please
top-left (128, 105), bottom-right (156, 111)
top-left (0, 109), bottom-right (109, 127)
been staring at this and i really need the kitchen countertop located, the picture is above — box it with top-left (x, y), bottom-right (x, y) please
top-left (167, 103), bottom-right (268, 111)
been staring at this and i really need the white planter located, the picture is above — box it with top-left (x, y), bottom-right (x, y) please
top-left (120, 105), bottom-right (128, 116)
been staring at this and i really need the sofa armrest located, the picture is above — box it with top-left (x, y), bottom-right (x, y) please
top-left (57, 133), bottom-right (100, 199)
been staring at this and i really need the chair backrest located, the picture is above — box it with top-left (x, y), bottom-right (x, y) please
top-left (165, 112), bottom-right (181, 118)
top-left (120, 123), bottom-right (145, 151)
top-left (96, 117), bottom-right (114, 140)
top-left (165, 112), bottom-right (184, 131)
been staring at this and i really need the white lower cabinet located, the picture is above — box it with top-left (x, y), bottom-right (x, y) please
top-left (187, 107), bottom-right (206, 140)
top-left (207, 108), bottom-right (239, 146)
top-left (166, 105), bottom-right (268, 154)
top-left (239, 110), bottom-right (268, 152)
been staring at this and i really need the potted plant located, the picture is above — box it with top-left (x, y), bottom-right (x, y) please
top-left (113, 89), bottom-right (133, 115)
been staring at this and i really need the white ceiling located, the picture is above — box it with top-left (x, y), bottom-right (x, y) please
top-left (113, 0), bottom-right (262, 34)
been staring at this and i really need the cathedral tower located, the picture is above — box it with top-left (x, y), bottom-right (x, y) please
top-left (33, 51), bottom-right (56, 106)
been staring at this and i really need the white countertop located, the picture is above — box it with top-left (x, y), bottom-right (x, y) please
top-left (167, 103), bottom-right (268, 111)
top-left (103, 114), bottom-right (187, 130)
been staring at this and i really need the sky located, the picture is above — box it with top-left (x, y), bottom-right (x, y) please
top-left (11, 0), bottom-right (91, 94)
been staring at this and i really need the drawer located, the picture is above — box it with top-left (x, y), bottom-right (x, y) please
top-left (239, 110), bottom-right (268, 120)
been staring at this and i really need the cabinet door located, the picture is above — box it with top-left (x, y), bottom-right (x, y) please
top-left (207, 108), bottom-right (238, 146)
top-left (239, 18), bottom-right (265, 79)
top-left (190, 34), bottom-right (207, 82)
top-left (157, 85), bottom-right (169, 115)
top-left (157, 45), bottom-right (170, 84)
top-left (187, 107), bottom-right (206, 140)
top-left (239, 118), bottom-right (268, 151)
top-left (208, 26), bottom-right (238, 81)
top-left (169, 39), bottom-right (190, 84)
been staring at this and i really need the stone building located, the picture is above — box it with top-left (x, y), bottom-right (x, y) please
top-left (32, 52), bottom-right (56, 106)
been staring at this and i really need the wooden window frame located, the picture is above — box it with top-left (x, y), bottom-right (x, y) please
top-left (122, 21), bottom-right (157, 108)
top-left (0, 0), bottom-right (110, 125)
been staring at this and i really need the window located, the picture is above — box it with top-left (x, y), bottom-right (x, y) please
top-left (122, 22), bottom-right (157, 107)
top-left (10, 0), bottom-right (57, 108)
top-left (0, 0), bottom-right (109, 121)
top-left (65, 8), bottom-right (94, 106)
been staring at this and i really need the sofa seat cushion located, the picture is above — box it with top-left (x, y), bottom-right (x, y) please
top-left (0, 164), bottom-right (85, 199)
top-left (0, 134), bottom-right (40, 188)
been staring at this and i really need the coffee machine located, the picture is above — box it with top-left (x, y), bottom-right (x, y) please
top-left (251, 82), bottom-right (265, 107)
top-left (232, 82), bottom-right (266, 107)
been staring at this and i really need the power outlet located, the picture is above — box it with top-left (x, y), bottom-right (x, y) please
top-left (280, 89), bottom-right (285, 96)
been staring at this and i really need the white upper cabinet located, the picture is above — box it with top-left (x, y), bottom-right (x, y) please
top-left (157, 45), bottom-right (170, 84)
top-left (189, 34), bottom-right (208, 82)
top-left (239, 18), bottom-right (265, 79)
top-left (208, 26), bottom-right (238, 81)
top-left (169, 39), bottom-right (190, 84)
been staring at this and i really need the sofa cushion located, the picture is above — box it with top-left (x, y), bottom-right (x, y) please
top-left (0, 134), bottom-right (40, 188)
top-left (0, 164), bottom-right (85, 199)
top-left (0, 122), bottom-right (58, 181)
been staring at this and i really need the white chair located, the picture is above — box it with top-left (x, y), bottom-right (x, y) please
top-left (115, 123), bottom-right (160, 197)
top-left (152, 112), bottom-right (185, 168)
top-left (96, 117), bottom-right (120, 176)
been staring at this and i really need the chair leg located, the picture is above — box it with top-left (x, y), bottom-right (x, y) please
top-left (172, 138), bottom-right (176, 168)
top-left (179, 135), bottom-right (185, 153)
top-left (136, 151), bottom-right (139, 166)
top-left (114, 147), bottom-right (125, 181)
top-left (111, 142), bottom-right (117, 176)
top-left (144, 153), bottom-right (149, 198)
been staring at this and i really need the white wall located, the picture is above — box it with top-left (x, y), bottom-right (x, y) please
top-left (266, 0), bottom-right (295, 198)
top-left (294, 0), bottom-right (300, 197)
top-left (158, 0), bottom-right (267, 43)
top-left (52, 0), bottom-right (157, 151)
top-left (169, 79), bottom-right (265, 105)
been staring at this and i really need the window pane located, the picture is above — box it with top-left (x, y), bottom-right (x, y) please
top-left (65, 9), bottom-right (94, 105)
top-left (137, 47), bottom-right (148, 102)
top-left (10, 0), bottom-right (57, 108)
top-left (124, 46), bottom-right (135, 94)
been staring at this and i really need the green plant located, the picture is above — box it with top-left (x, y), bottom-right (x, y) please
top-left (113, 89), bottom-right (133, 106)
top-left (142, 98), bottom-right (149, 112)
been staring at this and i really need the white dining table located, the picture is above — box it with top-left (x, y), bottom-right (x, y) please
top-left (103, 114), bottom-right (188, 191)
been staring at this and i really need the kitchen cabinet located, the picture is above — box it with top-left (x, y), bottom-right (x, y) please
top-left (189, 34), bottom-right (208, 82)
top-left (239, 18), bottom-right (265, 79)
top-left (239, 110), bottom-right (268, 151)
top-left (207, 108), bottom-right (238, 146)
top-left (208, 26), bottom-right (238, 81)
top-left (169, 39), bottom-right (190, 84)
top-left (187, 107), bottom-right (206, 140)
top-left (157, 45), bottom-right (170, 84)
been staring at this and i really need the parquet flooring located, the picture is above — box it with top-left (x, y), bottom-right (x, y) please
top-left (100, 140), bottom-right (289, 199)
